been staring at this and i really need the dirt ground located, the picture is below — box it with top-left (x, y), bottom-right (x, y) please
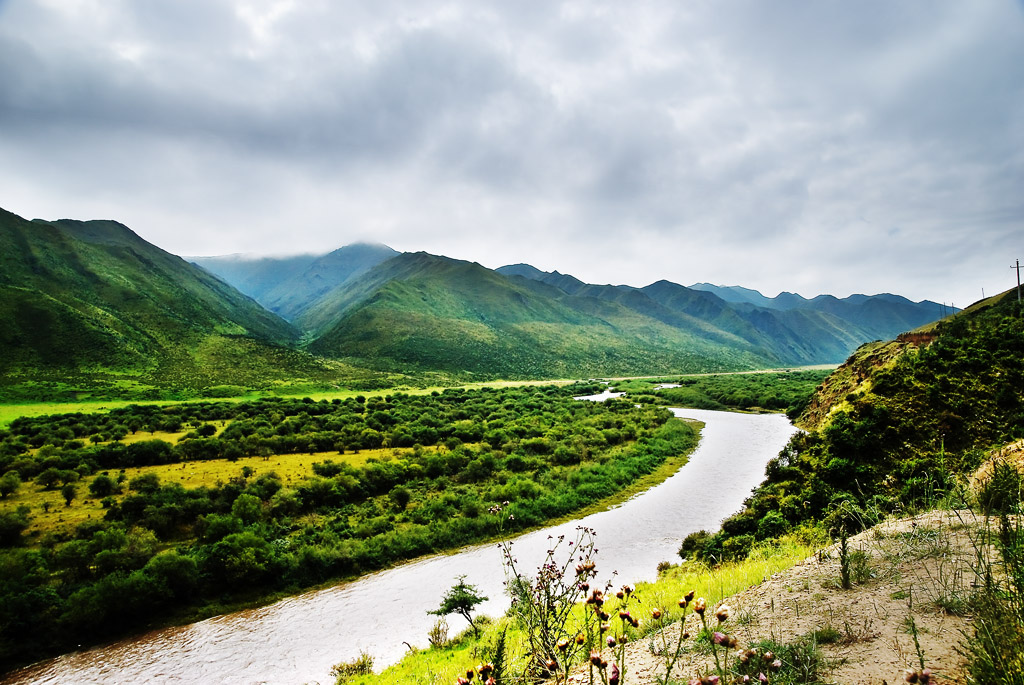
top-left (572, 510), bottom-right (990, 685)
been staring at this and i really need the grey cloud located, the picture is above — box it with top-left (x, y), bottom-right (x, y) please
top-left (0, 0), bottom-right (1020, 309)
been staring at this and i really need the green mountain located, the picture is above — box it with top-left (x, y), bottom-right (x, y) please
top-left (685, 287), bottom-right (1024, 561)
top-left (191, 243), bottom-right (399, 321)
top-left (2, 205), bottom-right (951, 391)
top-left (305, 252), bottom-right (775, 377)
top-left (0, 207), bottom-right (369, 400)
top-left (498, 265), bottom-right (941, 366)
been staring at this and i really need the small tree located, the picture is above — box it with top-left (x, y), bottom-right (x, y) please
top-left (61, 482), bottom-right (77, 507)
top-left (0, 471), bottom-right (20, 499)
top-left (430, 575), bottom-right (487, 638)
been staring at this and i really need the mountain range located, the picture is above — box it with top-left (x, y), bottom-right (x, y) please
top-left (0, 205), bottom-right (950, 396)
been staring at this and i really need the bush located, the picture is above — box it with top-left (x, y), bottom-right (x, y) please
top-left (330, 651), bottom-right (374, 683)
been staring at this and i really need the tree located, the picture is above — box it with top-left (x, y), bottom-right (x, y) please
top-left (89, 474), bottom-right (117, 498)
top-left (61, 482), bottom-right (77, 507)
top-left (0, 506), bottom-right (31, 546)
top-left (429, 575), bottom-right (488, 637)
top-left (0, 471), bottom-right (20, 499)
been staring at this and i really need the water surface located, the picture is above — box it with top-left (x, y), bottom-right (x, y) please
top-left (6, 408), bottom-right (796, 684)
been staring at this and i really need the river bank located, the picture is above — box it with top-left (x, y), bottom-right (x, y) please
top-left (4, 409), bottom-right (797, 684)
top-left (602, 509), bottom-right (982, 684)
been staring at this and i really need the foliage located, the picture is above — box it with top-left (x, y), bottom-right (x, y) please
top-left (430, 576), bottom-right (488, 638)
top-left (0, 384), bottom-right (698, 672)
top-left (686, 296), bottom-right (1024, 564)
top-left (961, 513), bottom-right (1024, 684)
top-left (613, 369), bottom-right (832, 416)
top-left (330, 651), bottom-right (374, 684)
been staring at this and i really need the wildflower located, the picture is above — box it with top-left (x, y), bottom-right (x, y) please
top-left (466, 669), bottom-right (475, 681)
top-left (758, 674), bottom-right (768, 683)
top-left (477, 663), bottom-right (493, 676)
top-left (651, 608), bottom-right (662, 620)
top-left (622, 584), bottom-right (633, 596)
top-left (678, 597), bottom-right (689, 609)
top-left (607, 636), bottom-right (617, 648)
top-left (600, 622), bottom-right (611, 633)
top-left (618, 609), bottom-right (631, 621)
top-left (716, 605), bottom-right (730, 622)
top-left (684, 590), bottom-right (695, 602)
top-left (712, 631), bottom-right (727, 645)
top-left (575, 633), bottom-right (586, 645)
top-left (609, 663), bottom-right (620, 685)
top-left (770, 658), bottom-right (781, 670)
top-left (694, 597), bottom-right (707, 616)
top-left (545, 659), bottom-right (557, 671)
top-left (557, 638), bottom-right (570, 651)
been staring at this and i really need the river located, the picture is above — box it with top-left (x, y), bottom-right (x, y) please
top-left (5, 408), bottom-right (797, 684)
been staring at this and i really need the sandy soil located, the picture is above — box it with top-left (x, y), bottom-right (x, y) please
top-left (573, 510), bottom-right (990, 685)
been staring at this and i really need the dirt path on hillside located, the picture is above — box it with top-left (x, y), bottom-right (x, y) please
top-left (575, 510), bottom-right (990, 685)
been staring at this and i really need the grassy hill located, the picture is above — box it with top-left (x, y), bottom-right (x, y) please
top-left (681, 286), bottom-right (1024, 562)
top-left (305, 253), bottom-right (776, 377)
top-left (0, 207), bottom-right (384, 400)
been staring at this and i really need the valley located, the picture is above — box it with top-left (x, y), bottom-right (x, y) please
top-left (2, 207), bottom-right (1021, 684)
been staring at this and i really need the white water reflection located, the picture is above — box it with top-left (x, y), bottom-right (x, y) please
top-left (6, 409), bottom-right (796, 685)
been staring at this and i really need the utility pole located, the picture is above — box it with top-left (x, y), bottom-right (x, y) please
top-left (1015, 259), bottom-right (1022, 303)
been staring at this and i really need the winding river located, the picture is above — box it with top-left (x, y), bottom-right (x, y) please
top-left (6, 408), bottom-right (797, 684)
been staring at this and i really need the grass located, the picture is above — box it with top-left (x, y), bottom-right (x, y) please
top-left (345, 535), bottom-right (815, 685)
top-left (0, 380), bottom-right (574, 428)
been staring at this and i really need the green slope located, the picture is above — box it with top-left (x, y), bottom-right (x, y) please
top-left (0, 207), bottom-right (370, 400)
top-left (305, 253), bottom-right (776, 377)
top-left (686, 287), bottom-right (1024, 561)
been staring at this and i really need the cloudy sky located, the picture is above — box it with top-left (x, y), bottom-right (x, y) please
top-left (1, 1), bottom-right (1022, 308)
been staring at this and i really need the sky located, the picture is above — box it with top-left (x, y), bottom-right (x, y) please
top-left (1, 1), bottom-right (1022, 308)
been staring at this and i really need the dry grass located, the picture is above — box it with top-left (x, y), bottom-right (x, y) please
top-left (2, 445), bottom-right (440, 541)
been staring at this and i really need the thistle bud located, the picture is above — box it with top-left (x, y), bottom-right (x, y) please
top-left (678, 597), bottom-right (689, 609)
top-left (905, 670), bottom-right (919, 684)
top-left (466, 669), bottom-right (475, 681)
top-left (716, 605), bottom-right (730, 622)
top-left (694, 598), bottom-right (707, 616)
top-left (651, 608), bottom-right (662, 620)
top-left (713, 631), bottom-right (727, 645)
top-left (616, 590), bottom-right (624, 599)
top-left (619, 609), bottom-right (631, 620)
top-left (600, 621), bottom-right (611, 633)
top-left (607, 635), bottom-right (617, 648)
top-left (685, 590), bottom-right (695, 602)
top-left (477, 663), bottom-right (493, 676)
top-left (557, 638), bottom-right (570, 651)
top-left (576, 632), bottom-right (586, 645)
top-left (590, 650), bottom-right (603, 666)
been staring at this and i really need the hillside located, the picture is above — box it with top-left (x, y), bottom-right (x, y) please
top-left (305, 253), bottom-right (775, 377)
top-left (192, 243), bottom-right (399, 321)
top-left (0, 207), bottom-right (375, 400)
top-left (501, 265), bottom-right (941, 366)
top-left (682, 286), bottom-right (1024, 561)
